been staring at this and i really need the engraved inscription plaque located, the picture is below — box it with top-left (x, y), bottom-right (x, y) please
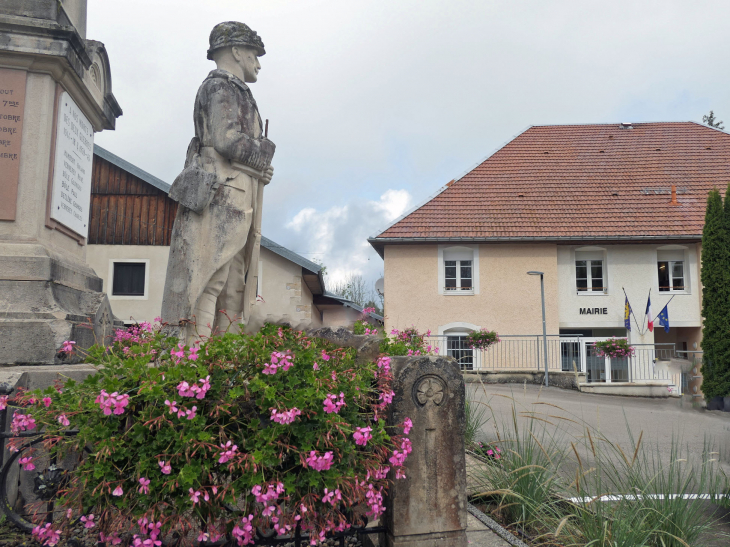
top-left (50, 92), bottom-right (94, 237)
top-left (0, 68), bottom-right (27, 221)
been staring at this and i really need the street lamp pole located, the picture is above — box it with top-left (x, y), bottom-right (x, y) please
top-left (528, 271), bottom-right (549, 387)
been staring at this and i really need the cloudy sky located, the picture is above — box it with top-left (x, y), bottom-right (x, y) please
top-left (89, 0), bottom-right (730, 290)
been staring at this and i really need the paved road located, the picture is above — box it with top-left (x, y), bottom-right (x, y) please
top-left (467, 383), bottom-right (730, 546)
top-left (468, 383), bottom-right (730, 467)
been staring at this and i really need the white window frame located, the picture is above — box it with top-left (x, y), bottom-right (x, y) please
top-left (574, 248), bottom-right (607, 295)
top-left (108, 259), bottom-right (150, 301)
top-left (657, 260), bottom-right (685, 293)
top-left (437, 245), bottom-right (480, 296)
top-left (656, 247), bottom-right (689, 294)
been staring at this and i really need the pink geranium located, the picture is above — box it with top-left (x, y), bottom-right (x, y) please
top-left (138, 477), bottom-right (150, 494)
top-left (158, 460), bottom-right (171, 474)
top-left (353, 426), bottom-right (373, 446)
top-left (270, 407), bottom-right (302, 425)
top-left (19, 456), bottom-right (35, 471)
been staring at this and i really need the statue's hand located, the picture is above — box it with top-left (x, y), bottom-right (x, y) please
top-left (261, 165), bottom-right (274, 186)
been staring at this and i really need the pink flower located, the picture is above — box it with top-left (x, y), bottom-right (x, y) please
top-left (158, 460), bottom-right (171, 474)
top-left (321, 350), bottom-right (330, 361)
top-left (271, 350), bottom-right (294, 371)
top-left (171, 343), bottom-right (186, 361)
top-left (262, 362), bottom-right (278, 375)
top-left (164, 399), bottom-right (178, 415)
top-left (61, 340), bottom-right (76, 353)
top-left (95, 390), bottom-right (129, 416)
top-left (19, 456), bottom-right (35, 471)
top-left (218, 441), bottom-right (238, 464)
top-left (305, 451), bottom-right (334, 471)
top-left (0, 395), bottom-right (7, 411)
top-left (270, 407), bottom-right (302, 424)
top-left (138, 477), bottom-right (150, 494)
top-left (80, 514), bottom-right (95, 529)
top-left (323, 392), bottom-right (346, 414)
top-left (10, 413), bottom-right (36, 434)
top-left (185, 406), bottom-right (197, 420)
top-left (403, 417), bottom-right (413, 435)
top-left (112, 485), bottom-right (123, 496)
top-left (313, 361), bottom-right (319, 370)
top-left (188, 347), bottom-right (200, 361)
top-left (42, 397), bottom-right (52, 408)
top-left (189, 488), bottom-right (201, 505)
top-left (353, 426), bottom-right (373, 446)
top-left (376, 356), bottom-right (391, 376)
top-left (33, 524), bottom-right (61, 546)
top-left (322, 487), bottom-right (342, 506)
top-left (54, 413), bottom-right (69, 426)
top-left (154, 316), bottom-right (162, 322)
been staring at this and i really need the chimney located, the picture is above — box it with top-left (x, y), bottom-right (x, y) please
top-left (670, 185), bottom-right (679, 205)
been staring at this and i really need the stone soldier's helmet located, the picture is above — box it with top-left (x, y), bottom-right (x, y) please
top-left (207, 21), bottom-right (266, 60)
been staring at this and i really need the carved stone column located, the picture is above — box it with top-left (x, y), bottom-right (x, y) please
top-left (382, 355), bottom-right (468, 547)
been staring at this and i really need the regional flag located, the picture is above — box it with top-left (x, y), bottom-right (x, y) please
top-left (624, 296), bottom-right (632, 331)
top-left (657, 305), bottom-right (670, 333)
top-left (646, 295), bottom-right (653, 332)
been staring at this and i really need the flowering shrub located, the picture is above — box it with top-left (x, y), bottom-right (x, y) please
top-left (7, 322), bottom-right (411, 546)
top-left (465, 329), bottom-right (500, 350)
top-left (352, 307), bottom-right (379, 336)
top-left (593, 337), bottom-right (635, 359)
top-left (379, 327), bottom-right (439, 357)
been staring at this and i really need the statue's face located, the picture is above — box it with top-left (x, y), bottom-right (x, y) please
top-left (233, 46), bottom-right (261, 83)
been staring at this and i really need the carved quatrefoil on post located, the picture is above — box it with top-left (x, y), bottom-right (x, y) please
top-left (414, 376), bottom-right (446, 407)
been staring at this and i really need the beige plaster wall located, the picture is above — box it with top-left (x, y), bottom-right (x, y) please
top-left (383, 244), bottom-right (559, 336)
top-left (556, 244), bottom-right (701, 347)
top-left (86, 244), bottom-right (170, 324)
top-left (322, 306), bottom-right (363, 328)
top-left (250, 247), bottom-right (320, 328)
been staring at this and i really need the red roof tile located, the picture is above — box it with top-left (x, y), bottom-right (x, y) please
top-left (374, 122), bottom-right (730, 243)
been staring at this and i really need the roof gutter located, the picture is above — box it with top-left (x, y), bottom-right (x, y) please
top-left (367, 235), bottom-right (702, 258)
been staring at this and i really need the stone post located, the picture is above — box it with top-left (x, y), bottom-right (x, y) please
top-left (382, 355), bottom-right (468, 547)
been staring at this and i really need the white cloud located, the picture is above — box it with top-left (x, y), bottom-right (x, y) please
top-left (279, 189), bottom-right (413, 289)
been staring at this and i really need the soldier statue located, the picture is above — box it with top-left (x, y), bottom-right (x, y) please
top-left (162, 21), bottom-right (275, 341)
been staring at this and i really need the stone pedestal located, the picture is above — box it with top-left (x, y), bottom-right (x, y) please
top-left (383, 356), bottom-right (468, 547)
top-left (0, 2), bottom-right (122, 364)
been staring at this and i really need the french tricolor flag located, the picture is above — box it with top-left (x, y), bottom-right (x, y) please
top-left (646, 295), bottom-right (653, 332)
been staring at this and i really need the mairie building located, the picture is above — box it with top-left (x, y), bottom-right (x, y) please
top-left (369, 122), bottom-right (728, 400)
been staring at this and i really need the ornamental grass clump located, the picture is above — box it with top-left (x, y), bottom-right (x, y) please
top-left (5, 322), bottom-right (412, 546)
top-left (594, 337), bottom-right (635, 359)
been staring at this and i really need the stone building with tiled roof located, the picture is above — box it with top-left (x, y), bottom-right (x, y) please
top-left (369, 122), bottom-right (724, 398)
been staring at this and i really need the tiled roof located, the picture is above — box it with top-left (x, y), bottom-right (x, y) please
top-left (372, 122), bottom-right (730, 247)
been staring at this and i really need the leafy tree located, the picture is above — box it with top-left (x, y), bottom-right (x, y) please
top-left (702, 110), bottom-right (725, 130)
top-left (700, 187), bottom-right (730, 398)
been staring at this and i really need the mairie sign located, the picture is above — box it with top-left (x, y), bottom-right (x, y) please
top-left (579, 307), bottom-right (608, 315)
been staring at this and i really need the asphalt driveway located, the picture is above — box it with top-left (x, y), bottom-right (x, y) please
top-left (468, 383), bottom-right (730, 467)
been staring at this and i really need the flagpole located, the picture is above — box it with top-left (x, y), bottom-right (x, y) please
top-left (640, 288), bottom-right (652, 336)
top-left (622, 287), bottom-right (643, 334)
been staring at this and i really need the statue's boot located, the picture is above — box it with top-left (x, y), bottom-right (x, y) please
top-left (189, 293), bottom-right (217, 342)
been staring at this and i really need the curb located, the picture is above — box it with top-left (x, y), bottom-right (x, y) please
top-left (467, 502), bottom-right (531, 547)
